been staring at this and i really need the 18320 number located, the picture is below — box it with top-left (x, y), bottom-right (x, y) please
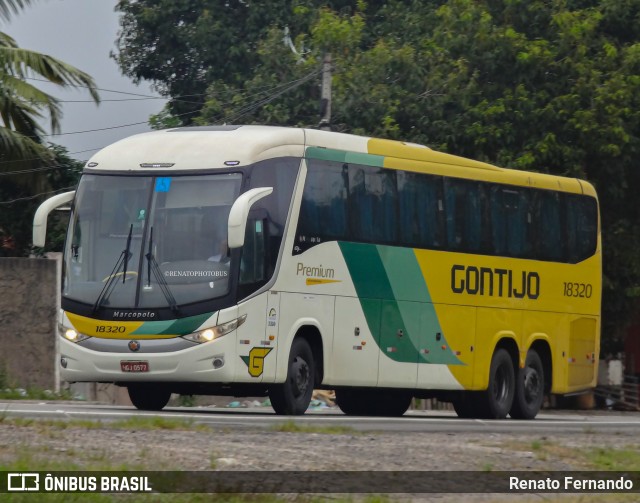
top-left (563, 282), bottom-right (593, 298)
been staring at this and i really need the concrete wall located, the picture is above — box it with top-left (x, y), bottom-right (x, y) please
top-left (0, 257), bottom-right (59, 391)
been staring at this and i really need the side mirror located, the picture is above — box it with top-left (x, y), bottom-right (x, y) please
top-left (32, 191), bottom-right (76, 247)
top-left (228, 187), bottom-right (273, 249)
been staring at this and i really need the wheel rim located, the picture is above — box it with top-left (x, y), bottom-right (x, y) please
top-left (523, 366), bottom-right (541, 404)
top-left (290, 356), bottom-right (310, 399)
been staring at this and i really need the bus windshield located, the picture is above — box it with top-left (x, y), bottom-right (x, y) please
top-left (64, 172), bottom-right (243, 310)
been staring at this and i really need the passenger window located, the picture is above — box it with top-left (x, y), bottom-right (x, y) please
top-left (491, 186), bottom-right (532, 258)
top-left (533, 191), bottom-right (565, 261)
top-left (565, 195), bottom-right (598, 262)
top-left (297, 160), bottom-right (348, 250)
top-left (348, 165), bottom-right (397, 244)
top-left (444, 178), bottom-right (487, 253)
top-left (397, 171), bottom-right (444, 249)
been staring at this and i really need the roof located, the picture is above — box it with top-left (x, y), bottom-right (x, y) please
top-left (84, 125), bottom-right (596, 197)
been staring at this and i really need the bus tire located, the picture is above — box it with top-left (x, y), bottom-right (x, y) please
top-left (127, 384), bottom-right (171, 411)
top-left (269, 337), bottom-right (315, 415)
top-left (336, 388), bottom-right (412, 417)
top-left (482, 348), bottom-right (515, 419)
top-left (335, 388), bottom-right (366, 415)
top-left (452, 392), bottom-right (480, 418)
top-left (373, 390), bottom-right (412, 417)
top-left (510, 349), bottom-right (544, 420)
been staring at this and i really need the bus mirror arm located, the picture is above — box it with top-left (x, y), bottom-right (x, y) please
top-left (228, 187), bottom-right (273, 249)
top-left (32, 191), bottom-right (76, 247)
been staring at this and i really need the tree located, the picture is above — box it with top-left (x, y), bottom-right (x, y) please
top-left (0, 0), bottom-right (99, 254)
top-left (0, 1), bottom-right (99, 168)
top-left (0, 144), bottom-right (82, 256)
top-left (114, 0), bottom-right (640, 350)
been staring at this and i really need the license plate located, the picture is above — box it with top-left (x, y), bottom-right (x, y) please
top-left (120, 361), bottom-right (149, 372)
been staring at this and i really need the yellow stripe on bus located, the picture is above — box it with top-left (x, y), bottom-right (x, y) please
top-left (66, 312), bottom-right (174, 339)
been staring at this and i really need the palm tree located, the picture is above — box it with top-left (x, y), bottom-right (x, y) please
top-left (0, 0), bottom-right (100, 256)
top-left (0, 0), bottom-right (99, 165)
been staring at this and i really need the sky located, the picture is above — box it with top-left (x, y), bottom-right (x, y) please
top-left (3, 0), bottom-right (166, 163)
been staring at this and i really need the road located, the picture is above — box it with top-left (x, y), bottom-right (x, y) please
top-left (2, 400), bottom-right (638, 434)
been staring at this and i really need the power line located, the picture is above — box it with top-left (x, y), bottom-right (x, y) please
top-left (0, 70), bottom-right (323, 204)
top-left (59, 97), bottom-right (168, 103)
top-left (0, 186), bottom-right (75, 205)
top-left (25, 77), bottom-right (163, 99)
top-left (3, 71), bottom-right (322, 166)
top-left (0, 162), bottom-right (85, 177)
top-left (25, 76), bottom-right (313, 102)
top-left (34, 71), bottom-right (320, 138)
top-left (0, 146), bottom-right (102, 166)
top-left (219, 68), bottom-right (322, 124)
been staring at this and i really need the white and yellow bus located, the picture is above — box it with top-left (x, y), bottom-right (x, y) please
top-left (34, 126), bottom-right (601, 419)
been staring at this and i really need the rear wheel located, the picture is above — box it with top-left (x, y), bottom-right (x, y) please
top-left (127, 384), bottom-right (171, 411)
top-left (269, 338), bottom-right (315, 415)
top-left (510, 349), bottom-right (544, 419)
top-left (336, 388), bottom-right (412, 417)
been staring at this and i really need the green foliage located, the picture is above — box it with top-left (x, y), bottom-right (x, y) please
top-left (0, 19), bottom-right (99, 163)
top-left (0, 0), bottom-right (99, 257)
top-left (0, 144), bottom-right (82, 257)
top-left (114, 0), bottom-right (640, 349)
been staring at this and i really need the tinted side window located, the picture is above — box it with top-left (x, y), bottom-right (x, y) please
top-left (533, 190), bottom-right (565, 262)
top-left (490, 186), bottom-right (532, 258)
top-left (444, 178), bottom-right (487, 253)
top-left (348, 165), bottom-right (397, 244)
top-left (296, 158), bottom-right (598, 264)
top-left (566, 194), bottom-right (598, 263)
top-left (397, 171), bottom-right (444, 249)
top-left (297, 160), bottom-right (348, 252)
top-left (240, 158), bottom-right (299, 295)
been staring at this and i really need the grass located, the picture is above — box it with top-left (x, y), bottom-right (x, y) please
top-left (108, 416), bottom-right (210, 432)
top-left (502, 438), bottom-right (640, 470)
top-left (0, 363), bottom-right (76, 401)
top-left (269, 419), bottom-right (358, 435)
top-left (1, 415), bottom-right (210, 432)
top-left (586, 447), bottom-right (640, 470)
top-left (0, 387), bottom-right (75, 401)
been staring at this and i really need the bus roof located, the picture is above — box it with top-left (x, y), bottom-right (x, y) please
top-left (85, 125), bottom-right (596, 197)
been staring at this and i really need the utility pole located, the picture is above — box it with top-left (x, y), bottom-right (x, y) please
top-left (319, 53), bottom-right (332, 130)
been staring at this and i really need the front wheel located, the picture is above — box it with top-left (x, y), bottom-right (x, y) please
top-left (269, 338), bottom-right (315, 415)
top-left (510, 349), bottom-right (544, 419)
top-left (127, 384), bottom-right (171, 411)
top-left (467, 348), bottom-right (515, 419)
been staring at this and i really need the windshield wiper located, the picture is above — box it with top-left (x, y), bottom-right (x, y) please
top-left (93, 224), bottom-right (133, 312)
top-left (145, 226), bottom-right (179, 314)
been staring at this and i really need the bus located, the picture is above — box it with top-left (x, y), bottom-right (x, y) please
top-left (33, 125), bottom-right (601, 419)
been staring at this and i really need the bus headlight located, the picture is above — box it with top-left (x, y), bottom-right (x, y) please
top-left (59, 325), bottom-right (90, 343)
top-left (183, 314), bottom-right (247, 344)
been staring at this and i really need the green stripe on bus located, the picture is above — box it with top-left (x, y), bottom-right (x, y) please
top-left (305, 147), bottom-right (384, 167)
top-left (376, 246), bottom-right (431, 302)
top-left (340, 242), bottom-right (463, 365)
top-left (338, 241), bottom-right (394, 299)
top-left (131, 312), bottom-right (212, 336)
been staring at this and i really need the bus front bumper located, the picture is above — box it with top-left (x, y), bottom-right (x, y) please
top-left (58, 334), bottom-right (238, 383)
